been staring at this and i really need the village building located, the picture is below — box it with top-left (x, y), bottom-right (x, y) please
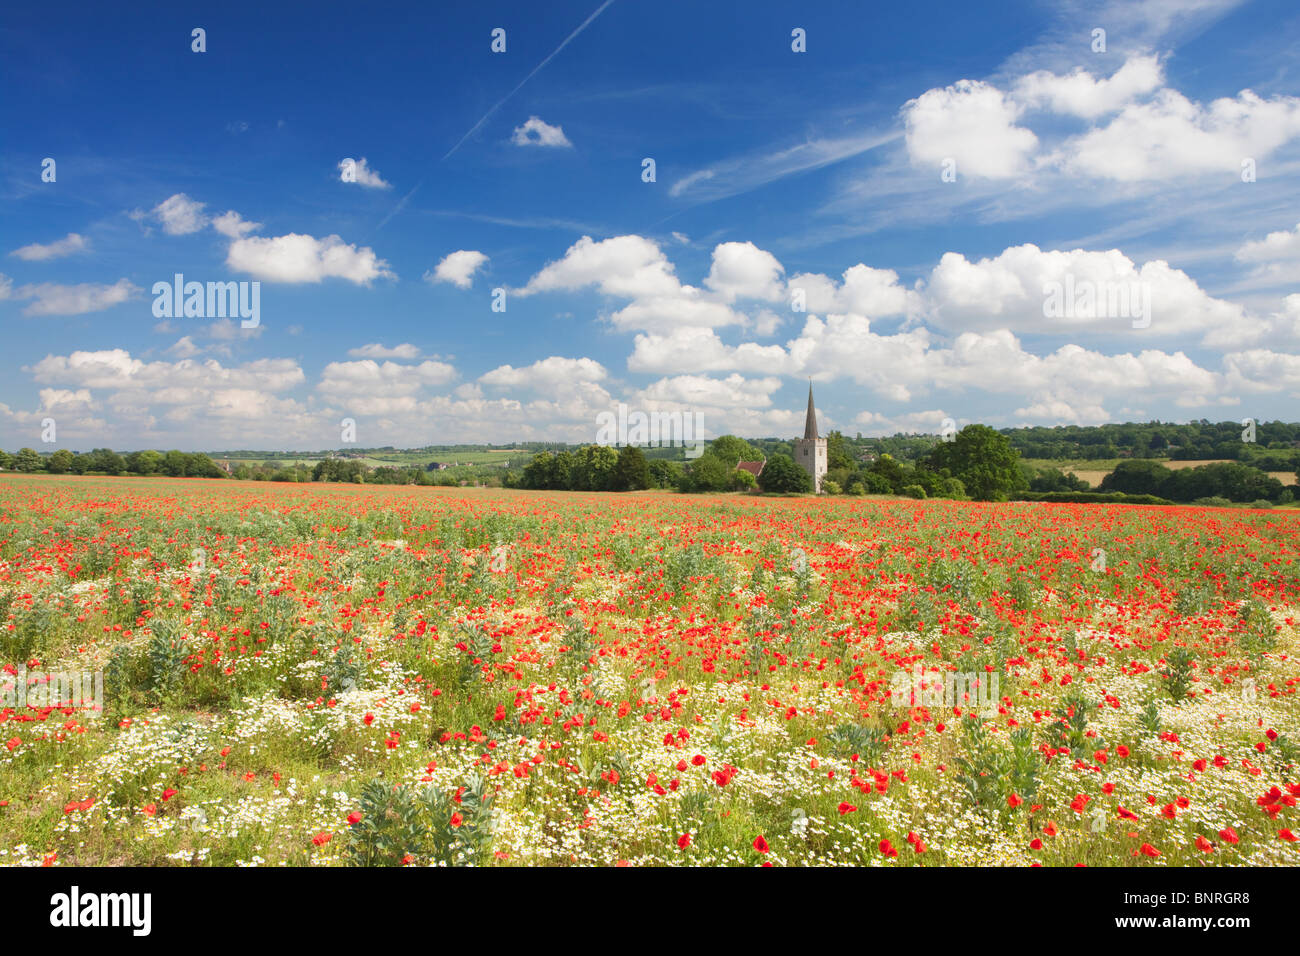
top-left (794, 382), bottom-right (827, 492)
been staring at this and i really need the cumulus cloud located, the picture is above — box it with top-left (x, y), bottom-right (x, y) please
top-left (787, 263), bottom-right (917, 317)
top-left (317, 359), bottom-right (457, 401)
top-left (425, 250), bottom-right (488, 289)
top-left (511, 116), bottom-right (572, 148)
top-left (922, 243), bottom-right (1244, 342)
top-left (226, 233), bottom-right (395, 284)
top-left (479, 356), bottom-right (607, 388)
top-left (347, 343), bottom-right (423, 360)
top-left (705, 242), bottom-right (786, 303)
top-left (10, 233), bottom-right (88, 262)
top-left (150, 193), bottom-right (209, 235)
top-left (1235, 222), bottom-right (1300, 285)
top-left (1014, 54), bottom-right (1164, 118)
top-left (903, 79), bottom-right (1038, 179)
top-left (520, 235), bottom-right (679, 299)
top-left (338, 157), bottom-right (391, 189)
top-left (212, 210), bottom-right (261, 238)
top-left (1055, 87), bottom-right (1300, 181)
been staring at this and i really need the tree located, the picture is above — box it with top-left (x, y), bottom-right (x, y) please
top-left (826, 431), bottom-right (855, 471)
top-left (611, 445), bottom-right (651, 491)
top-left (708, 435), bottom-right (760, 468)
top-left (572, 445), bottom-right (619, 491)
top-left (758, 453), bottom-right (813, 494)
top-left (682, 454), bottom-right (730, 492)
top-left (126, 450), bottom-right (163, 475)
top-left (923, 425), bottom-right (1026, 501)
top-left (87, 448), bottom-right (126, 475)
top-left (46, 449), bottom-right (75, 473)
top-left (13, 448), bottom-right (42, 473)
top-left (1100, 459), bottom-right (1172, 496)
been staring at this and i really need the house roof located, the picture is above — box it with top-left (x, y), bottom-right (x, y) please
top-left (735, 460), bottom-right (765, 476)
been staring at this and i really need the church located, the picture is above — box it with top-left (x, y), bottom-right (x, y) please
top-left (795, 382), bottom-right (827, 493)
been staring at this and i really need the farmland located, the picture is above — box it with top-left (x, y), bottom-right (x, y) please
top-left (1, 474), bottom-right (1297, 867)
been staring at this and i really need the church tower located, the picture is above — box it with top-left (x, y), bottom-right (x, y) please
top-left (794, 381), bottom-right (827, 493)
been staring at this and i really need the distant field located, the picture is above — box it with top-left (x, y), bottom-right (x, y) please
top-left (1023, 458), bottom-right (1296, 489)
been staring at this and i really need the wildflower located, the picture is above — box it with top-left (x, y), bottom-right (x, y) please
top-left (753, 835), bottom-right (770, 854)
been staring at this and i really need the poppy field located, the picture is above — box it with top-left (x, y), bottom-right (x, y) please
top-left (1, 474), bottom-right (1297, 867)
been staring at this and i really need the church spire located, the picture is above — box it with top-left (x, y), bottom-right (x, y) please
top-left (803, 380), bottom-right (819, 440)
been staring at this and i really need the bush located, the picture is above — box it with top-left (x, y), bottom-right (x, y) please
top-left (846, 481), bottom-right (865, 496)
top-left (822, 479), bottom-right (842, 495)
top-left (1016, 491), bottom-right (1172, 505)
top-left (729, 468), bottom-right (758, 492)
top-left (902, 484), bottom-right (927, 499)
top-left (1191, 496), bottom-right (1232, 508)
top-left (757, 454), bottom-right (813, 494)
top-left (863, 472), bottom-right (893, 495)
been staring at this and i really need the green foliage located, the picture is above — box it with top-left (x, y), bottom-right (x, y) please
top-left (1138, 698), bottom-right (1162, 736)
top-left (342, 773), bottom-right (496, 867)
top-left (1160, 647), bottom-right (1195, 703)
top-left (923, 426), bottom-right (1027, 501)
top-left (757, 453), bottom-right (812, 494)
top-left (825, 722), bottom-right (887, 763)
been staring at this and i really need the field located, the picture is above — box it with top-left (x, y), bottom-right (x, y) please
top-left (1, 474), bottom-right (1297, 867)
top-left (1023, 458), bottom-right (1298, 491)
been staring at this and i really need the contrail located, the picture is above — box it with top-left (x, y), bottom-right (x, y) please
top-left (442, 0), bottom-right (616, 160)
top-left (373, 0), bottom-right (616, 235)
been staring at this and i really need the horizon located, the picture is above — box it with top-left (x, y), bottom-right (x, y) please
top-left (4, 0), bottom-right (1300, 452)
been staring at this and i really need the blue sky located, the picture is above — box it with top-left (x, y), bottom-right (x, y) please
top-left (2, 0), bottom-right (1300, 451)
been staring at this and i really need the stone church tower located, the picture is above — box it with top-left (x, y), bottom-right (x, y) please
top-left (795, 381), bottom-right (827, 492)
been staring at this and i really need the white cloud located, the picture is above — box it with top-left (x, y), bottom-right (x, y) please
top-left (520, 235), bottom-right (679, 299)
top-left (226, 233), bottom-right (395, 284)
top-left (425, 250), bottom-right (488, 289)
top-left (479, 356), bottom-right (607, 388)
top-left (705, 242), bottom-right (785, 303)
top-left (338, 157), bottom-right (391, 189)
top-left (903, 79), bottom-right (1038, 179)
top-left (922, 243), bottom-right (1243, 342)
top-left (1055, 87), bottom-right (1300, 181)
top-left (787, 263), bottom-right (916, 317)
top-left (12, 279), bottom-right (140, 316)
top-left (511, 116), bottom-right (572, 148)
top-left (151, 193), bottom-right (209, 235)
top-left (212, 210), bottom-right (261, 238)
top-left (347, 343), bottom-right (423, 360)
top-left (318, 359), bottom-right (457, 398)
top-left (1014, 54), bottom-right (1164, 118)
top-left (10, 233), bottom-right (89, 262)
